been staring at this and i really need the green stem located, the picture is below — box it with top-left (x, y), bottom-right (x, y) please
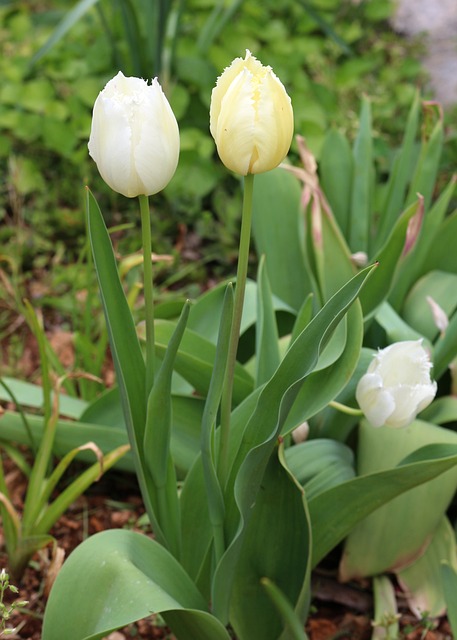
top-left (139, 195), bottom-right (155, 399)
top-left (329, 400), bottom-right (363, 416)
top-left (218, 174), bottom-right (255, 486)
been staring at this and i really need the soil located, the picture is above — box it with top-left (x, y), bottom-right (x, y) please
top-left (0, 457), bottom-right (454, 640)
top-left (0, 299), bottom-right (454, 640)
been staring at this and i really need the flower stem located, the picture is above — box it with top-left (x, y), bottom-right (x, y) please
top-left (329, 400), bottom-right (363, 416)
top-left (139, 194), bottom-right (155, 398)
top-left (218, 174), bottom-right (255, 486)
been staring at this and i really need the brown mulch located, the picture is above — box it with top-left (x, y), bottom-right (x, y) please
top-left (1, 464), bottom-right (454, 640)
top-left (0, 321), bottom-right (454, 639)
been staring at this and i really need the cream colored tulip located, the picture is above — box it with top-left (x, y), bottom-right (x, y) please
top-left (210, 50), bottom-right (293, 175)
top-left (356, 340), bottom-right (437, 428)
top-left (88, 71), bottom-right (179, 198)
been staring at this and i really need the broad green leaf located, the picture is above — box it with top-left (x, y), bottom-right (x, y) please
top-left (42, 530), bottom-right (231, 640)
top-left (312, 191), bottom-right (355, 302)
top-left (255, 257), bottom-right (280, 387)
top-left (388, 174), bottom-right (457, 305)
top-left (405, 117), bottom-right (444, 212)
top-left (310, 348), bottom-right (374, 441)
top-left (252, 169), bottom-right (312, 311)
top-left (396, 517), bottom-right (457, 618)
top-left (433, 308), bottom-right (457, 379)
top-left (213, 265), bottom-right (376, 622)
top-left (282, 302), bottom-right (363, 434)
top-left (201, 285), bottom-right (233, 568)
top-left (375, 91), bottom-right (420, 251)
top-left (144, 304), bottom-right (190, 558)
top-left (154, 319), bottom-right (253, 405)
top-left (0, 377), bottom-right (87, 419)
top-left (310, 440), bottom-right (457, 567)
top-left (420, 396), bottom-right (457, 426)
top-left (285, 439), bottom-right (355, 502)
top-left (289, 294), bottom-right (313, 347)
top-left (187, 280), bottom-right (259, 344)
top-left (230, 447), bottom-right (311, 640)
top-left (180, 390), bottom-right (262, 591)
top-left (349, 96), bottom-right (372, 254)
top-left (372, 576), bottom-right (399, 640)
top-left (361, 195), bottom-right (423, 317)
top-left (80, 387), bottom-right (203, 476)
top-left (339, 421), bottom-right (457, 580)
top-left (374, 301), bottom-right (426, 345)
top-left (402, 271), bottom-right (457, 340)
top-left (145, 303), bottom-right (190, 486)
top-left (262, 578), bottom-right (308, 640)
top-left (87, 189), bottom-right (166, 545)
top-left (420, 208), bottom-right (457, 275)
top-left (319, 128), bottom-right (353, 237)
top-left (0, 410), bottom-right (133, 471)
top-left (442, 561), bottom-right (457, 636)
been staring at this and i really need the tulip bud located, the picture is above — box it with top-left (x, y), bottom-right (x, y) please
top-left (210, 50), bottom-right (293, 175)
top-left (356, 340), bottom-right (437, 429)
top-left (88, 71), bottom-right (179, 198)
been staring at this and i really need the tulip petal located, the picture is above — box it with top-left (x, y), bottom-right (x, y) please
top-left (89, 92), bottom-right (134, 198)
top-left (356, 373), bottom-right (396, 428)
top-left (251, 69), bottom-right (293, 174)
top-left (210, 50), bottom-right (293, 175)
top-left (357, 340), bottom-right (437, 429)
top-left (214, 69), bottom-right (257, 175)
top-left (134, 80), bottom-right (179, 196)
top-left (88, 72), bottom-right (179, 197)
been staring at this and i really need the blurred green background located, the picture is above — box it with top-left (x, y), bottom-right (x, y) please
top-left (0, 0), bottom-right (455, 378)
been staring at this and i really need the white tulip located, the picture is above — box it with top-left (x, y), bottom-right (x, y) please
top-left (88, 71), bottom-right (179, 198)
top-left (356, 340), bottom-right (437, 429)
top-left (210, 50), bottom-right (293, 175)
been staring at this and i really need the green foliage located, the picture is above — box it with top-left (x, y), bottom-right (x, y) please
top-left (0, 569), bottom-right (28, 637)
top-left (0, 301), bottom-right (128, 581)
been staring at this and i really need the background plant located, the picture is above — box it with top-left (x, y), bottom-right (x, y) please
top-left (0, 299), bottom-right (128, 581)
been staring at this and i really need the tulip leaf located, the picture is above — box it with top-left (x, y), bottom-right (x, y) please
top-left (442, 561), bottom-right (457, 637)
top-left (154, 319), bottom-right (253, 405)
top-left (87, 188), bottom-right (168, 546)
top-left (361, 195), bottom-right (423, 318)
top-left (229, 445), bottom-right (311, 640)
top-left (310, 437), bottom-right (457, 568)
top-left (402, 271), bottom-right (457, 341)
top-left (87, 188), bottom-right (146, 441)
top-left (313, 186), bottom-right (355, 303)
top-left (285, 439), bottom-right (355, 502)
top-left (405, 117), bottom-right (444, 212)
top-left (0, 376), bottom-right (87, 419)
top-left (396, 516), bottom-right (457, 618)
top-left (339, 420), bottom-right (457, 580)
top-left (42, 529), bottom-right (231, 640)
top-left (374, 301), bottom-right (426, 345)
top-left (375, 90), bottom-right (420, 252)
top-left (433, 308), bottom-right (457, 379)
top-left (372, 576), bottom-right (399, 640)
top-left (201, 284), bottom-right (233, 568)
top-left (388, 174), bottom-right (457, 306)
top-left (212, 264), bottom-right (376, 622)
top-left (349, 95), bottom-right (372, 254)
top-left (282, 302), bottom-right (363, 434)
top-left (255, 256), bottom-right (280, 387)
top-left (420, 396), bottom-right (457, 426)
top-left (252, 168), bottom-right (312, 311)
top-left (319, 128), bottom-right (353, 237)
top-left (419, 209), bottom-right (457, 275)
top-left (187, 279), bottom-right (291, 345)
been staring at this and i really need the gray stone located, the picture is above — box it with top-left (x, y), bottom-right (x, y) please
top-left (392, 0), bottom-right (457, 106)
